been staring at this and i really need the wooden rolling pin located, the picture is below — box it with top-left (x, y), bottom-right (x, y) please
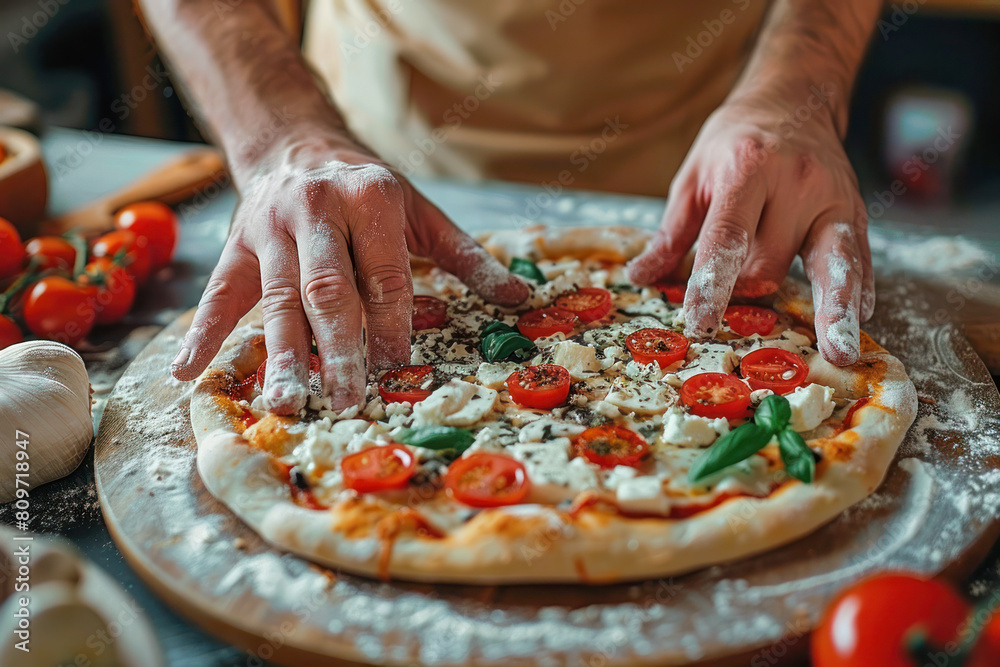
top-left (37, 147), bottom-right (227, 236)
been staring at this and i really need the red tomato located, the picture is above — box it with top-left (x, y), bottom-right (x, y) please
top-left (680, 373), bottom-right (751, 419)
top-left (574, 425), bottom-right (650, 469)
top-left (256, 353), bottom-right (322, 394)
top-left (379, 365), bottom-right (435, 404)
top-left (723, 305), bottom-right (778, 337)
top-left (114, 201), bottom-right (179, 267)
top-left (0, 315), bottom-right (22, 349)
top-left (507, 364), bottom-right (571, 410)
top-left (740, 347), bottom-right (809, 394)
top-left (341, 444), bottom-right (416, 493)
top-left (516, 307), bottom-right (577, 339)
top-left (22, 276), bottom-right (96, 346)
top-left (654, 281), bottom-right (687, 304)
top-left (968, 613), bottom-right (1000, 667)
top-left (92, 230), bottom-right (152, 285)
top-left (554, 287), bottom-right (613, 323)
top-left (80, 257), bottom-right (136, 325)
top-left (0, 217), bottom-right (25, 280)
top-left (812, 574), bottom-right (970, 667)
top-left (24, 236), bottom-right (77, 273)
top-left (412, 295), bottom-right (449, 330)
top-left (626, 328), bottom-right (689, 368)
top-left (445, 453), bottom-right (530, 507)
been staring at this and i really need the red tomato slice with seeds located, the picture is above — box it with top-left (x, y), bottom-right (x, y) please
top-left (342, 445), bottom-right (416, 493)
top-left (412, 295), bottom-right (449, 330)
top-left (574, 425), bottom-right (650, 469)
top-left (516, 307), bottom-right (577, 339)
top-left (740, 348), bottom-right (808, 394)
top-left (445, 453), bottom-right (530, 507)
top-left (654, 281), bottom-right (687, 304)
top-left (256, 353), bottom-right (322, 394)
top-left (680, 373), bottom-right (752, 420)
top-left (506, 364), bottom-right (571, 410)
top-left (554, 287), bottom-right (612, 323)
top-left (723, 305), bottom-right (778, 337)
top-left (625, 328), bottom-right (689, 368)
top-left (379, 364), bottom-right (435, 404)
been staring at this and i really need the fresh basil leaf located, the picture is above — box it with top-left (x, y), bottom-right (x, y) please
top-left (481, 321), bottom-right (516, 338)
top-left (484, 331), bottom-right (534, 362)
top-left (509, 257), bottom-right (547, 284)
top-left (395, 426), bottom-right (475, 452)
top-left (777, 429), bottom-right (815, 483)
top-left (754, 394), bottom-right (791, 433)
top-left (688, 423), bottom-right (773, 484)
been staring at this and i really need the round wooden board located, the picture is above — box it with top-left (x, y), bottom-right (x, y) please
top-left (95, 283), bottom-right (1000, 667)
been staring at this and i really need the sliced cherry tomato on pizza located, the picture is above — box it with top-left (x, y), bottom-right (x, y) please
top-left (516, 307), bottom-right (577, 339)
top-left (812, 573), bottom-right (970, 667)
top-left (379, 364), bottom-right (436, 404)
top-left (0, 217), bottom-right (25, 280)
top-left (24, 236), bottom-right (77, 273)
top-left (740, 347), bottom-right (809, 394)
top-left (445, 453), bottom-right (530, 507)
top-left (554, 287), bottom-right (613, 323)
top-left (654, 280), bottom-right (687, 304)
top-left (92, 230), bottom-right (152, 285)
top-left (341, 444), bottom-right (417, 493)
top-left (680, 372), bottom-right (752, 420)
top-left (723, 305), bottom-right (778, 337)
top-left (626, 328), bottom-right (689, 368)
top-left (22, 276), bottom-right (96, 347)
top-left (412, 295), bottom-right (449, 330)
top-left (80, 257), bottom-right (136, 325)
top-left (506, 364), bottom-right (571, 410)
top-left (114, 201), bottom-right (179, 268)
top-left (573, 425), bottom-right (650, 469)
top-left (256, 353), bottom-right (322, 394)
top-left (0, 315), bottom-right (23, 350)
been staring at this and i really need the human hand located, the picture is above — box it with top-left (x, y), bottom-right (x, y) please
top-left (171, 130), bottom-right (528, 413)
top-left (626, 91), bottom-right (873, 366)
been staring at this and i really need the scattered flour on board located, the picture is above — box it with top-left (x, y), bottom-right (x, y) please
top-left (869, 233), bottom-right (992, 274)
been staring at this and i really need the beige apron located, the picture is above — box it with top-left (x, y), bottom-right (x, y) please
top-left (303, 0), bottom-right (769, 196)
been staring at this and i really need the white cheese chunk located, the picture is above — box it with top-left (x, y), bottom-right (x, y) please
top-left (292, 419), bottom-right (371, 474)
top-left (507, 443), bottom-right (598, 503)
top-left (475, 362), bottom-right (520, 389)
top-left (615, 476), bottom-right (670, 515)
top-left (786, 383), bottom-right (836, 432)
top-left (668, 342), bottom-right (740, 385)
top-left (659, 407), bottom-right (729, 447)
top-left (517, 417), bottom-right (586, 448)
top-left (604, 377), bottom-right (673, 415)
top-left (549, 340), bottom-right (602, 379)
top-left (412, 379), bottom-right (498, 427)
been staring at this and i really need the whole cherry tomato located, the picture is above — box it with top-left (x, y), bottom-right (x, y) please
top-left (812, 574), bottom-right (970, 667)
top-left (92, 230), bottom-right (152, 285)
top-left (0, 314), bottom-right (22, 350)
top-left (0, 217), bottom-right (25, 280)
top-left (24, 236), bottom-right (77, 273)
top-left (114, 201), bottom-right (179, 268)
top-left (80, 257), bottom-right (136, 325)
top-left (22, 276), bottom-right (96, 346)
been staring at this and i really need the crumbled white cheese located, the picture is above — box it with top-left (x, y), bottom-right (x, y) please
top-left (507, 443), bottom-right (598, 503)
top-left (658, 407), bottom-right (729, 447)
top-left (475, 362), bottom-right (520, 389)
top-left (533, 332), bottom-right (568, 349)
top-left (549, 340), bottom-right (602, 379)
top-left (736, 329), bottom-right (813, 357)
top-left (604, 377), bottom-right (673, 415)
top-left (750, 388), bottom-right (774, 406)
top-left (786, 383), bottom-right (836, 432)
top-left (602, 464), bottom-right (638, 491)
top-left (412, 379), bottom-right (498, 427)
top-left (615, 476), bottom-right (670, 515)
top-left (623, 360), bottom-right (665, 383)
top-left (517, 417), bottom-right (586, 448)
top-left (292, 419), bottom-right (371, 474)
top-left (667, 342), bottom-right (739, 385)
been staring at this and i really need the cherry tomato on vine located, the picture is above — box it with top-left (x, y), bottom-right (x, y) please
top-left (812, 574), bottom-right (970, 667)
top-left (22, 276), bottom-right (96, 346)
top-left (573, 425), bottom-right (649, 469)
top-left (80, 257), bottom-right (136, 325)
top-left (507, 364), bottom-right (571, 410)
top-left (341, 445), bottom-right (417, 493)
top-left (24, 236), bottom-right (77, 273)
top-left (680, 373), bottom-right (751, 420)
top-left (445, 453), bottom-right (530, 507)
top-left (0, 217), bottom-right (25, 280)
top-left (554, 287), bottom-right (613, 323)
top-left (92, 230), bottom-right (152, 285)
top-left (0, 315), bottom-right (22, 350)
top-left (114, 201), bottom-right (179, 268)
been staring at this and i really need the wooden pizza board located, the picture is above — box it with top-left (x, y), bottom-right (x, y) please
top-left (94, 280), bottom-right (1000, 667)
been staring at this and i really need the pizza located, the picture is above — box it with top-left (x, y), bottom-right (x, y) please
top-left (190, 225), bottom-right (917, 584)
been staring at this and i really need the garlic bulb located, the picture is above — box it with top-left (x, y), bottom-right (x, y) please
top-left (0, 341), bottom-right (93, 503)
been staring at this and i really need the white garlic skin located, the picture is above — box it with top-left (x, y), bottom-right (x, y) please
top-left (0, 341), bottom-right (93, 503)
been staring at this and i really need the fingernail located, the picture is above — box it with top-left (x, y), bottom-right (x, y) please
top-left (171, 346), bottom-right (191, 369)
